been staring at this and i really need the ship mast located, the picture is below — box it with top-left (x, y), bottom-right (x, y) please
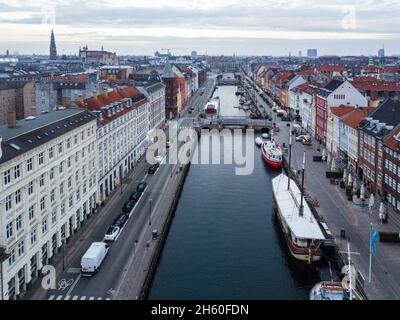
top-left (287, 125), bottom-right (292, 190)
top-left (299, 150), bottom-right (305, 217)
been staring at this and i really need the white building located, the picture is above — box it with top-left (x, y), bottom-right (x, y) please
top-left (286, 75), bottom-right (307, 116)
top-left (138, 81), bottom-right (166, 131)
top-left (0, 108), bottom-right (98, 300)
top-left (77, 87), bottom-right (151, 202)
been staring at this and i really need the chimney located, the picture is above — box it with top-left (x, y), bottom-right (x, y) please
top-left (7, 111), bottom-right (16, 128)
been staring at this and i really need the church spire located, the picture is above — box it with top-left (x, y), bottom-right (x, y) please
top-left (49, 29), bottom-right (57, 60)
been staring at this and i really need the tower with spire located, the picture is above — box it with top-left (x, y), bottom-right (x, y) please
top-left (49, 29), bottom-right (57, 60)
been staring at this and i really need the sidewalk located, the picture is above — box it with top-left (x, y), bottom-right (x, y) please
top-left (23, 156), bottom-right (150, 300)
top-left (274, 120), bottom-right (400, 300)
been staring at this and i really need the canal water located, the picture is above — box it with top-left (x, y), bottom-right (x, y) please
top-left (148, 85), bottom-right (328, 300)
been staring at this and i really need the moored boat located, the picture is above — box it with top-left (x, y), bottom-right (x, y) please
top-left (255, 137), bottom-right (263, 147)
top-left (204, 97), bottom-right (220, 117)
top-left (261, 140), bottom-right (283, 169)
top-left (309, 281), bottom-right (362, 300)
top-left (271, 173), bottom-right (325, 262)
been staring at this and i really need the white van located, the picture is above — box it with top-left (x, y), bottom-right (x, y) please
top-left (81, 242), bottom-right (109, 276)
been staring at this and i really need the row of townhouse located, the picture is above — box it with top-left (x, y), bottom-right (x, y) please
top-left (0, 83), bottom-right (165, 299)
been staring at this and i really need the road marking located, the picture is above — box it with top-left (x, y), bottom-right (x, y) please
top-left (65, 295), bottom-right (71, 300)
top-left (66, 274), bottom-right (81, 296)
top-left (56, 295), bottom-right (63, 300)
top-left (80, 296), bottom-right (86, 300)
top-left (72, 295), bottom-right (78, 300)
top-left (89, 297), bottom-right (95, 300)
top-left (48, 295), bottom-right (55, 300)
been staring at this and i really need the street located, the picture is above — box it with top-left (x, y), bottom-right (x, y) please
top-left (25, 78), bottom-right (216, 301)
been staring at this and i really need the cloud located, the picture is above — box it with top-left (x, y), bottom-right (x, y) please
top-left (0, 0), bottom-right (398, 55)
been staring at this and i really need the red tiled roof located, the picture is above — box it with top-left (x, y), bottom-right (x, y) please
top-left (329, 106), bottom-right (355, 118)
top-left (351, 80), bottom-right (400, 92)
top-left (54, 74), bottom-right (89, 82)
top-left (384, 127), bottom-right (400, 151)
top-left (77, 86), bottom-right (146, 124)
top-left (340, 107), bottom-right (375, 129)
top-left (315, 65), bottom-right (344, 73)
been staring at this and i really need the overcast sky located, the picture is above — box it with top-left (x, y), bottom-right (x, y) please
top-left (0, 0), bottom-right (399, 56)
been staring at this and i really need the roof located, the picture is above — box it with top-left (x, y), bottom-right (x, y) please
top-left (53, 74), bottom-right (89, 82)
top-left (324, 79), bottom-right (344, 91)
top-left (0, 108), bottom-right (96, 165)
top-left (358, 99), bottom-right (400, 137)
top-left (272, 174), bottom-right (325, 240)
top-left (161, 62), bottom-right (175, 78)
top-left (330, 105), bottom-right (356, 117)
top-left (315, 65), bottom-right (344, 73)
top-left (340, 107), bottom-right (375, 129)
top-left (383, 126), bottom-right (400, 151)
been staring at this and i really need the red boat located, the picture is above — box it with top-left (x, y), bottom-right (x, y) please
top-left (261, 140), bottom-right (283, 169)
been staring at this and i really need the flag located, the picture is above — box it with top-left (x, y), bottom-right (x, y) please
top-left (370, 226), bottom-right (379, 256)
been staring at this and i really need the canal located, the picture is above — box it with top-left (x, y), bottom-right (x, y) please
top-left (148, 84), bottom-right (328, 300)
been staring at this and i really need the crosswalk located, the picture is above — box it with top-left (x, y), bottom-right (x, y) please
top-left (48, 294), bottom-right (111, 301)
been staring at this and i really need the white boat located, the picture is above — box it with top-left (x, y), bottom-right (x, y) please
top-left (310, 282), bottom-right (350, 300)
top-left (255, 137), bottom-right (263, 147)
top-left (272, 173), bottom-right (325, 262)
top-left (204, 97), bottom-right (220, 117)
top-left (261, 133), bottom-right (269, 140)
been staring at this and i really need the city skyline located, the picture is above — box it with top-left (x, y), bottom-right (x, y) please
top-left (0, 0), bottom-right (399, 56)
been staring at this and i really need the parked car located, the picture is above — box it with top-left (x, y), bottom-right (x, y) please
top-left (122, 200), bottom-right (135, 213)
top-left (81, 242), bottom-right (109, 276)
top-left (166, 140), bottom-right (172, 148)
top-left (112, 213), bottom-right (129, 228)
top-left (148, 164), bottom-right (159, 174)
top-left (136, 182), bottom-right (147, 192)
top-left (103, 226), bottom-right (120, 242)
top-left (296, 134), bottom-right (311, 142)
top-left (130, 191), bottom-right (142, 203)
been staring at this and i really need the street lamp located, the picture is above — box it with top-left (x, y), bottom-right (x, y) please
top-left (62, 237), bottom-right (66, 271)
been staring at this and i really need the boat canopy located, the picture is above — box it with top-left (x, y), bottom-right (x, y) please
top-left (272, 173), bottom-right (325, 240)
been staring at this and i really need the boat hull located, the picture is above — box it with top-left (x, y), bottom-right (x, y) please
top-left (272, 194), bottom-right (322, 263)
top-left (261, 150), bottom-right (283, 169)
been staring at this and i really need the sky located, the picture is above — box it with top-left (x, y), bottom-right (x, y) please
top-left (0, 0), bottom-right (399, 56)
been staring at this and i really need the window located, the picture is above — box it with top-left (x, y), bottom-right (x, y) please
top-left (5, 195), bottom-right (12, 211)
top-left (50, 189), bottom-right (55, 202)
top-left (67, 157), bottom-right (71, 168)
top-left (29, 205), bottom-right (35, 220)
top-left (67, 138), bottom-right (71, 149)
top-left (42, 219), bottom-right (48, 234)
top-left (58, 143), bottom-right (63, 154)
top-left (60, 202), bottom-right (66, 216)
top-left (14, 165), bottom-right (21, 180)
top-left (59, 161), bottom-right (64, 174)
top-left (3, 169), bottom-right (11, 185)
top-left (38, 152), bottom-right (44, 165)
top-left (40, 197), bottom-right (46, 211)
top-left (68, 176), bottom-right (72, 188)
top-left (16, 215), bottom-right (22, 231)
top-left (39, 174), bottom-right (45, 187)
top-left (49, 147), bottom-right (54, 159)
top-left (15, 189), bottom-right (21, 205)
top-left (51, 209), bottom-right (57, 224)
top-left (17, 241), bottom-right (24, 256)
top-left (6, 222), bottom-right (13, 239)
top-left (28, 181), bottom-right (33, 195)
top-left (8, 249), bottom-right (15, 266)
top-left (30, 228), bottom-right (37, 245)
top-left (59, 182), bottom-right (64, 195)
top-left (74, 135), bottom-right (78, 145)
top-left (69, 196), bottom-right (73, 208)
top-left (27, 158), bottom-right (33, 172)
top-left (50, 168), bottom-right (54, 180)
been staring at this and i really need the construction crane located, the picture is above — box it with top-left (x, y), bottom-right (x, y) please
top-left (161, 48), bottom-right (172, 55)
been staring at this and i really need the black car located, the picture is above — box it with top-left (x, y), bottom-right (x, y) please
top-left (148, 163), bottom-right (159, 174)
top-left (136, 182), bottom-right (147, 192)
top-left (113, 213), bottom-right (129, 228)
top-left (130, 191), bottom-right (142, 202)
top-left (122, 200), bottom-right (135, 213)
